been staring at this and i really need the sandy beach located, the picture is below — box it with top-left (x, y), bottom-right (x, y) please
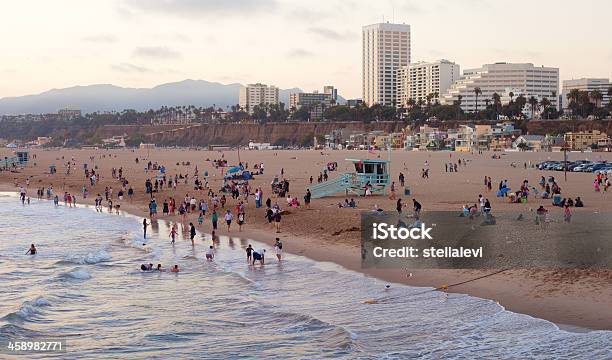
top-left (2, 147), bottom-right (611, 330)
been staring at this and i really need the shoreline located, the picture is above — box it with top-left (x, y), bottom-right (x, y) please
top-left (1, 185), bottom-right (608, 333)
top-left (1, 148), bottom-right (611, 330)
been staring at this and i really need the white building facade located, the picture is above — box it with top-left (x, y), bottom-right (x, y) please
top-left (440, 63), bottom-right (559, 113)
top-left (289, 86), bottom-right (338, 120)
top-left (239, 83), bottom-right (279, 114)
top-left (562, 78), bottom-right (611, 109)
top-left (362, 22), bottom-right (411, 107)
top-left (396, 59), bottom-right (460, 108)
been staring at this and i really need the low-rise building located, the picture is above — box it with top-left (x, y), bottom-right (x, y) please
top-left (513, 135), bottom-right (545, 151)
top-left (564, 130), bottom-right (609, 150)
top-left (58, 106), bottom-right (82, 120)
top-left (454, 125), bottom-right (475, 152)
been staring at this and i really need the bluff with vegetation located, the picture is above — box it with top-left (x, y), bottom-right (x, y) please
top-left (99, 122), bottom-right (405, 147)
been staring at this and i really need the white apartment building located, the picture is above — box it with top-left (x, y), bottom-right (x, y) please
top-left (440, 63), bottom-right (559, 113)
top-left (362, 22), bottom-right (411, 107)
top-left (396, 59), bottom-right (460, 108)
top-left (238, 83), bottom-right (279, 114)
top-left (289, 86), bottom-right (338, 120)
top-left (562, 78), bottom-right (611, 109)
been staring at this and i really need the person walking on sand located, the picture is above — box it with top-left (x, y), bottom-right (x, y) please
top-left (389, 181), bottom-right (396, 200)
top-left (274, 238), bottom-right (283, 262)
top-left (143, 219), bottom-right (149, 239)
top-left (412, 199), bottom-right (422, 218)
top-left (189, 222), bottom-right (196, 245)
top-left (211, 210), bottom-right (218, 230)
top-left (304, 189), bottom-right (311, 209)
top-left (274, 208), bottom-right (282, 233)
top-left (564, 204), bottom-right (572, 223)
top-left (224, 210), bottom-right (233, 232)
top-left (237, 211), bottom-right (245, 232)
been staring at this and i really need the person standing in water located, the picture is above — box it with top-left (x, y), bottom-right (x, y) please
top-left (274, 238), bottom-right (283, 262)
top-left (205, 246), bottom-right (215, 261)
top-left (169, 225), bottom-right (177, 244)
top-left (246, 244), bottom-right (253, 263)
top-left (189, 223), bottom-right (196, 245)
top-left (26, 244), bottom-right (37, 255)
top-left (143, 219), bottom-right (149, 239)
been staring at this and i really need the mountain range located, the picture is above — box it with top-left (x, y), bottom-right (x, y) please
top-left (0, 80), bottom-right (344, 115)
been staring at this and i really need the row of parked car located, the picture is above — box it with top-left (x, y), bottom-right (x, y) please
top-left (536, 160), bottom-right (612, 174)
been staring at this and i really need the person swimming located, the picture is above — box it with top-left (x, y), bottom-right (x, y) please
top-left (140, 263), bottom-right (154, 271)
top-left (25, 244), bottom-right (36, 255)
top-left (170, 265), bottom-right (179, 273)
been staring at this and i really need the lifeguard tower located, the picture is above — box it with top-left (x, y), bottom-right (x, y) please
top-left (309, 158), bottom-right (391, 199)
top-left (16, 150), bottom-right (29, 165)
top-left (1, 150), bottom-right (29, 169)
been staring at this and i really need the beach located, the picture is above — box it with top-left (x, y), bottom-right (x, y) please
top-left (1, 147), bottom-right (611, 331)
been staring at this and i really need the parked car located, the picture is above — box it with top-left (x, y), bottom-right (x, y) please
top-left (591, 163), bottom-right (610, 172)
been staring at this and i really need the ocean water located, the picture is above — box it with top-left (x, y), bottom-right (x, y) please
top-left (0, 192), bottom-right (610, 359)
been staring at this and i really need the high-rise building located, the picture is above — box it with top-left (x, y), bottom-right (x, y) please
top-left (440, 63), bottom-right (559, 114)
top-left (362, 22), bottom-right (411, 107)
top-left (562, 78), bottom-right (611, 109)
top-left (396, 60), bottom-right (460, 108)
top-left (238, 83), bottom-right (279, 114)
top-left (289, 86), bottom-right (337, 120)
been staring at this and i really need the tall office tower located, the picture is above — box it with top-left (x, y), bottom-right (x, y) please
top-left (362, 22), bottom-right (411, 107)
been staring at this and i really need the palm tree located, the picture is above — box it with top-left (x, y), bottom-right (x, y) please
top-left (473, 87), bottom-right (482, 113)
top-left (454, 95), bottom-right (463, 120)
top-left (426, 93), bottom-right (434, 107)
top-left (590, 90), bottom-right (603, 108)
top-left (528, 96), bottom-right (539, 119)
top-left (406, 98), bottom-right (416, 109)
top-left (539, 97), bottom-right (551, 119)
top-left (492, 92), bottom-right (501, 120)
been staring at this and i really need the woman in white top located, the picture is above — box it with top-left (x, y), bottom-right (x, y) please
top-left (224, 210), bottom-right (233, 232)
top-left (274, 238), bottom-right (283, 261)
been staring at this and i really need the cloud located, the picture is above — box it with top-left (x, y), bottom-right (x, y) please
top-left (82, 34), bottom-right (119, 43)
top-left (288, 49), bottom-right (315, 58)
top-left (287, 8), bottom-right (330, 22)
top-left (124, 0), bottom-right (278, 18)
top-left (133, 46), bottom-right (182, 59)
top-left (110, 63), bottom-right (151, 73)
top-left (309, 27), bottom-right (355, 41)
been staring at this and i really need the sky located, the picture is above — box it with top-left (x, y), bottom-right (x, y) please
top-left (1, 0), bottom-right (611, 99)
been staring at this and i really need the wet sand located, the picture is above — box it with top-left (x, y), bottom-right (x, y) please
top-left (1, 147), bottom-right (611, 330)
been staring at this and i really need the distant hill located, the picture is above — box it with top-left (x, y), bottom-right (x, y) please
top-left (0, 80), bottom-right (345, 115)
